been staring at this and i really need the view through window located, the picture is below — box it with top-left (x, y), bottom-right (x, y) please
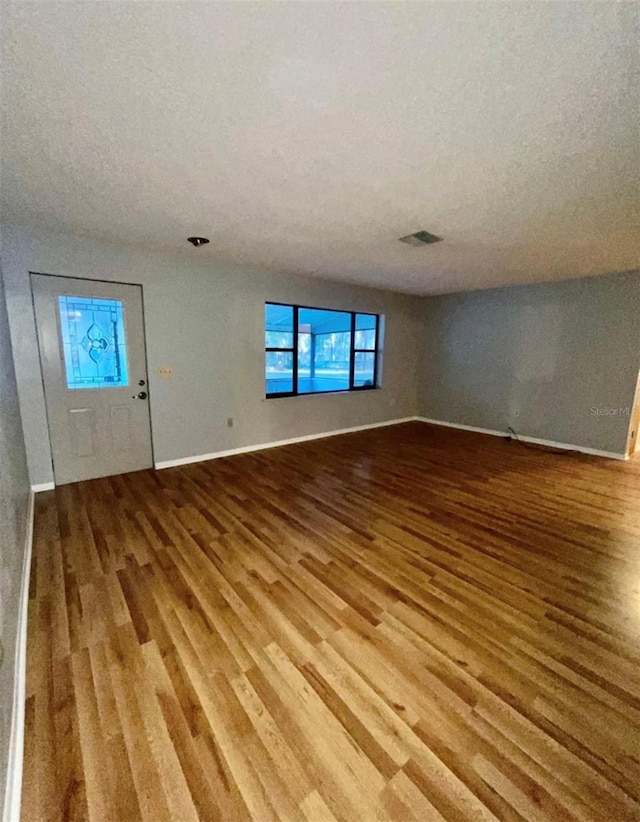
top-left (265, 303), bottom-right (379, 397)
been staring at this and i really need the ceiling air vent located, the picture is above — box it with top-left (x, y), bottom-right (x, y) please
top-left (398, 230), bottom-right (442, 246)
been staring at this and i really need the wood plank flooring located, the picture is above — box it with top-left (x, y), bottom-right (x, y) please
top-left (22, 421), bottom-right (640, 821)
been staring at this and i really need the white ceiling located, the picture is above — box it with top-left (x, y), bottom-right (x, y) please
top-left (2, 2), bottom-right (639, 295)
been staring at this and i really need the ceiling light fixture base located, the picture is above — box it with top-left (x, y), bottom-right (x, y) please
top-left (398, 230), bottom-right (443, 246)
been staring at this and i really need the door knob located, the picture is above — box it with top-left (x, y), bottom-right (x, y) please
top-left (137, 391), bottom-right (147, 400)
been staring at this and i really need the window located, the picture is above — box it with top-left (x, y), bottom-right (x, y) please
top-left (58, 295), bottom-right (129, 389)
top-left (265, 303), bottom-right (380, 397)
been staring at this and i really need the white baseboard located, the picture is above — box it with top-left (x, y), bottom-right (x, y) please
top-left (155, 417), bottom-right (420, 470)
top-left (30, 482), bottom-right (54, 493)
top-left (418, 417), bottom-right (506, 440)
top-left (3, 490), bottom-right (35, 822)
top-left (416, 417), bottom-right (628, 460)
top-left (512, 433), bottom-right (628, 460)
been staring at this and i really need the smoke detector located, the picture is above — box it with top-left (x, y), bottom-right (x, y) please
top-left (398, 230), bottom-right (442, 246)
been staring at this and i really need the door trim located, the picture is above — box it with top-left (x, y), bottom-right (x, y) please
top-left (626, 369), bottom-right (640, 457)
top-left (2, 490), bottom-right (34, 822)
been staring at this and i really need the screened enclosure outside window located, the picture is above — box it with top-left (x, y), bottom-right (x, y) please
top-left (265, 303), bottom-right (380, 397)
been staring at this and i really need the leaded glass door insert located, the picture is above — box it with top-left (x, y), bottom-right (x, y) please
top-left (58, 295), bottom-right (129, 389)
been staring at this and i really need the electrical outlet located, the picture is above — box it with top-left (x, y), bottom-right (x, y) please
top-left (227, 417), bottom-right (234, 428)
top-left (158, 366), bottom-right (173, 378)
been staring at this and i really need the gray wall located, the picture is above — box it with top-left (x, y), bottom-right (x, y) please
top-left (419, 271), bottom-right (640, 455)
top-left (1, 225), bottom-right (422, 486)
top-left (3, 223), bottom-right (637, 488)
top-left (0, 261), bottom-right (30, 809)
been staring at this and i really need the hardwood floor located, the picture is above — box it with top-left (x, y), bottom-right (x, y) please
top-left (22, 421), bottom-right (640, 821)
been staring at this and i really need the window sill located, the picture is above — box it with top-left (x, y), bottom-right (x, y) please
top-left (265, 386), bottom-right (380, 400)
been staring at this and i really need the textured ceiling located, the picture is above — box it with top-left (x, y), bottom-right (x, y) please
top-left (1, 2), bottom-right (639, 295)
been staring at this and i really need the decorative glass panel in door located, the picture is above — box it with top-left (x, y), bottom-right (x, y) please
top-left (58, 295), bottom-right (129, 389)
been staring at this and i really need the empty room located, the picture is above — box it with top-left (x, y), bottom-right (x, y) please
top-left (1, 2), bottom-right (639, 821)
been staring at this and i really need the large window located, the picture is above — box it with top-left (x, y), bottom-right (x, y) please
top-left (265, 303), bottom-right (380, 397)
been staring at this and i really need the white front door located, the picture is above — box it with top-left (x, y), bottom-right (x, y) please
top-left (32, 274), bottom-right (153, 485)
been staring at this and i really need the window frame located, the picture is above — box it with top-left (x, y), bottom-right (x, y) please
top-left (265, 302), bottom-right (380, 399)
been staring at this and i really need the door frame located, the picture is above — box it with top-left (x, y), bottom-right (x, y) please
top-left (30, 271), bottom-right (156, 485)
top-left (626, 368), bottom-right (640, 457)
